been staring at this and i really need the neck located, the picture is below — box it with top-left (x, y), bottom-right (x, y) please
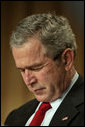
top-left (62, 66), bottom-right (76, 92)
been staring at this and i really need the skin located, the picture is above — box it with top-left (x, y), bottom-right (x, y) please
top-left (12, 37), bottom-right (76, 102)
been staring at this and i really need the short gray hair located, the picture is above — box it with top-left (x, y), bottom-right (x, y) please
top-left (10, 13), bottom-right (77, 59)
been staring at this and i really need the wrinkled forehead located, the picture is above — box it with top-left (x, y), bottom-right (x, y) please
top-left (12, 38), bottom-right (48, 67)
top-left (12, 38), bottom-right (46, 56)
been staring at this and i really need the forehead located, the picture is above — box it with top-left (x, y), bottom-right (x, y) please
top-left (12, 38), bottom-right (47, 67)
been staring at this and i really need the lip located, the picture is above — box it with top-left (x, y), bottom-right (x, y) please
top-left (34, 88), bottom-right (45, 94)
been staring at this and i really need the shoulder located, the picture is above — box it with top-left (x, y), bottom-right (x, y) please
top-left (15, 98), bottom-right (39, 111)
top-left (9, 98), bottom-right (38, 114)
top-left (4, 99), bottom-right (39, 126)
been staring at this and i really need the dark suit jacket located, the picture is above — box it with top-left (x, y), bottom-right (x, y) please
top-left (4, 75), bottom-right (84, 126)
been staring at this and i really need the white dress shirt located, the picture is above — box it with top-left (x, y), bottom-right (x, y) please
top-left (25, 72), bottom-right (79, 126)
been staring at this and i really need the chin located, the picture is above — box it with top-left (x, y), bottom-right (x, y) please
top-left (35, 95), bottom-right (50, 102)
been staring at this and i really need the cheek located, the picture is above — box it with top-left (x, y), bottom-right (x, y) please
top-left (38, 65), bottom-right (64, 89)
top-left (36, 71), bottom-right (46, 82)
top-left (37, 67), bottom-right (57, 83)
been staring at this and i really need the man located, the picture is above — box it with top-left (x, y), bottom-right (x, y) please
top-left (4, 13), bottom-right (84, 126)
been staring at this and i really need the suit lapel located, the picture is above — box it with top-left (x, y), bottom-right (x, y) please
top-left (49, 75), bottom-right (84, 126)
top-left (49, 97), bottom-right (79, 126)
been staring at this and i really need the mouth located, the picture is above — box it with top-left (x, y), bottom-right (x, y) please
top-left (34, 88), bottom-right (46, 95)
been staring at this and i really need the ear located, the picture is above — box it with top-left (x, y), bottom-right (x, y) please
top-left (61, 48), bottom-right (74, 71)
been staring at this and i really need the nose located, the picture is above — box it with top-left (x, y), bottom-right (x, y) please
top-left (25, 69), bottom-right (32, 77)
top-left (24, 69), bottom-right (37, 85)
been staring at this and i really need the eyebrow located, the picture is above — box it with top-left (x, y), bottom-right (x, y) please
top-left (17, 63), bottom-right (44, 70)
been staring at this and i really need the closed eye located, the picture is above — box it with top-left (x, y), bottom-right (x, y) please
top-left (17, 64), bottom-right (44, 72)
top-left (30, 66), bottom-right (44, 71)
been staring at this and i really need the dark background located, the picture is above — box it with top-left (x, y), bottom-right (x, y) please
top-left (1, 1), bottom-right (84, 125)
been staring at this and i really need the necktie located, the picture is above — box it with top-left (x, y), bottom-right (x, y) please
top-left (29, 102), bottom-right (51, 126)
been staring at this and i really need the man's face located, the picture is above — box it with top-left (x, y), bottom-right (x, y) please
top-left (12, 38), bottom-right (66, 102)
